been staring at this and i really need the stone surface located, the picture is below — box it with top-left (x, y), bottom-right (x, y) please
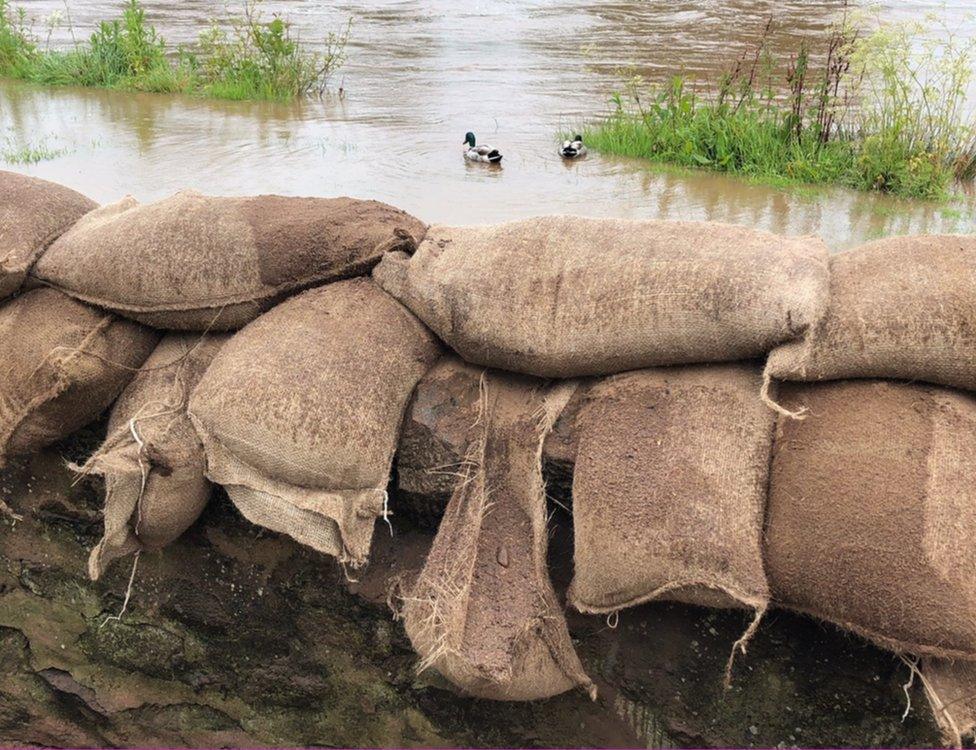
top-left (0, 425), bottom-right (945, 748)
top-left (396, 356), bottom-right (582, 527)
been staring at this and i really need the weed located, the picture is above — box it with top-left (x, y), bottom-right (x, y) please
top-left (581, 12), bottom-right (976, 200)
top-left (1, 136), bottom-right (69, 163)
top-left (0, 0), bottom-right (349, 102)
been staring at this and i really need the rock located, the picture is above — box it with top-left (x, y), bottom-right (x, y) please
top-left (395, 356), bottom-right (582, 527)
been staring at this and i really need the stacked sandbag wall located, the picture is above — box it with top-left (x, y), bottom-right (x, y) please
top-left (382, 219), bottom-right (976, 742)
top-left (1, 176), bottom-right (973, 744)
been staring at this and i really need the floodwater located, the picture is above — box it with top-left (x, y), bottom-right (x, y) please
top-left (1, 0), bottom-right (975, 248)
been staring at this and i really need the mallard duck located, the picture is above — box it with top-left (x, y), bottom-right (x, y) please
top-left (560, 135), bottom-right (587, 159)
top-left (463, 132), bottom-right (502, 163)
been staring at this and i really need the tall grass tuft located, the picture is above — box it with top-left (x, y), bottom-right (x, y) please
top-left (193, 4), bottom-right (350, 101)
top-left (0, 0), bottom-right (349, 101)
top-left (582, 14), bottom-right (976, 200)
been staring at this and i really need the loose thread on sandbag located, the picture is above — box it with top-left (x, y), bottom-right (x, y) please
top-left (381, 489), bottom-right (394, 538)
top-left (339, 559), bottom-right (361, 585)
top-left (760, 369), bottom-right (808, 420)
top-left (901, 655), bottom-right (918, 721)
top-left (18, 314), bottom-right (115, 415)
top-left (545, 490), bottom-right (570, 514)
top-left (128, 415), bottom-right (152, 534)
top-left (50, 305), bottom-right (226, 378)
top-left (606, 611), bottom-right (619, 629)
top-left (71, 336), bottom-right (197, 492)
top-left (100, 550), bottom-right (140, 628)
top-left (724, 604), bottom-right (766, 689)
top-left (68, 397), bottom-right (179, 487)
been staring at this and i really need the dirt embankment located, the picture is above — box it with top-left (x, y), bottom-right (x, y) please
top-left (0, 432), bottom-right (942, 748)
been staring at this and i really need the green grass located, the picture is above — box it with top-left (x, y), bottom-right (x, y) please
top-left (0, 0), bottom-right (349, 102)
top-left (1, 136), bottom-right (69, 163)
top-left (580, 15), bottom-right (976, 201)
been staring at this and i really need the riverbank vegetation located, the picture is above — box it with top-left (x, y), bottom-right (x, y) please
top-left (582, 15), bottom-right (976, 200)
top-left (0, 0), bottom-right (349, 101)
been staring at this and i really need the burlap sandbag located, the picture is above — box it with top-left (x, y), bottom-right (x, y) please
top-left (568, 364), bottom-right (773, 682)
top-left (401, 372), bottom-right (594, 701)
top-left (768, 380), bottom-right (976, 660)
top-left (765, 235), bottom-right (976, 414)
top-left (0, 170), bottom-right (97, 300)
top-left (189, 278), bottom-right (441, 566)
top-left (0, 288), bottom-right (159, 465)
top-left (919, 659), bottom-right (976, 748)
top-left (79, 333), bottom-right (228, 580)
top-left (34, 190), bottom-right (427, 330)
top-left (374, 217), bottom-right (829, 377)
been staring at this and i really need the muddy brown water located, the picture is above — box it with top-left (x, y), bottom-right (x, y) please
top-left (1, 0), bottom-right (974, 248)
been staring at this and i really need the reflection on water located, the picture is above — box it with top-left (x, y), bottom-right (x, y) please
top-left (0, 0), bottom-right (974, 247)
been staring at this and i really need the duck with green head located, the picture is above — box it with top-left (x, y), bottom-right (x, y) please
top-left (463, 132), bottom-right (502, 163)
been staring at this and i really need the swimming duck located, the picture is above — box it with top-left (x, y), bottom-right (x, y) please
top-left (560, 135), bottom-right (587, 159)
top-left (463, 132), bottom-right (502, 163)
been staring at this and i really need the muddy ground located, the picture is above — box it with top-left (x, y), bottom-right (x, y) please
top-left (0, 425), bottom-right (944, 748)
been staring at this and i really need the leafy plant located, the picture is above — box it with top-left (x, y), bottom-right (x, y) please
top-left (196, 1), bottom-right (350, 100)
top-left (0, 0), bottom-right (349, 102)
top-left (582, 13), bottom-right (976, 200)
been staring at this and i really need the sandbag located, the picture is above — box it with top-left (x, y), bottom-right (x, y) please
top-left (0, 288), bottom-right (159, 465)
top-left (568, 365), bottom-right (772, 682)
top-left (80, 333), bottom-right (228, 580)
top-left (374, 217), bottom-right (829, 377)
top-left (396, 354), bottom-right (581, 524)
top-left (919, 659), bottom-right (976, 748)
top-left (189, 278), bottom-right (441, 566)
top-left (767, 380), bottom-right (976, 660)
top-left (401, 372), bottom-right (594, 701)
top-left (0, 170), bottom-right (97, 300)
top-left (34, 190), bottom-right (427, 330)
top-left (765, 235), bottom-right (976, 405)
top-left (569, 364), bottom-right (772, 612)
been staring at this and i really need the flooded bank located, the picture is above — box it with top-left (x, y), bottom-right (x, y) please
top-left (2, 0), bottom-right (975, 247)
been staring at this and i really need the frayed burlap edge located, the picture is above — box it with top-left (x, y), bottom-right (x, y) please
top-left (570, 580), bottom-right (767, 689)
top-left (530, 380), bottom-right (597, 700)
top-left (189, 415), bottom-right (384, 568)
top-left (83, 466), bottom-right (144, 581)
top-left (399, 374), bottom-right (489, 677)
top-left (916, 658), bottom-right (976, 749)
top-left (73, 348), bottom-right (203, 580)
top-left (401, 374), bottom-right (595, 701)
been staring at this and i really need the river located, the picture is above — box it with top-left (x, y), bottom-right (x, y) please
top-left (1, 0), bottom-right (974, 248)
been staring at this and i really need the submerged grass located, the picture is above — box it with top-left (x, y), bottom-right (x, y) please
top-left (0, 0), bottom-right (349, 101)
top-left (1, 136), bottom-right (69, 164)
top-left (581, 14), bottom-right (976, 200)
